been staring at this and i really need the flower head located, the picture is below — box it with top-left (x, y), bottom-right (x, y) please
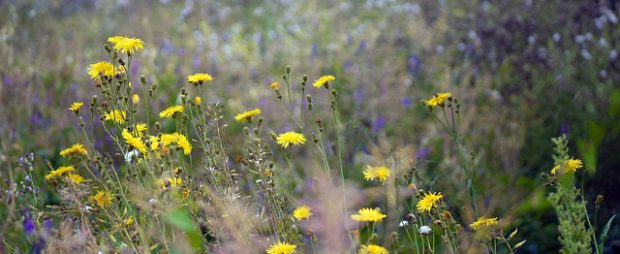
top-left (270, 82), bottom-right (280, 90)
top-left (194, 96), bottom-right (202, 105)
top-left (159, 133), bottom-right (192, 155)
top-left (132, 94), bottom-right (140, 104)
top-left (159, 105), bottom-right (184, 118)
top-left (124, 215), bottom-right (135, 227)
top-left (312, 75), bottom-right (335, 88)
top-left (423, 92), bottom-right (452, 109)
top-left (187, 73), bottom-right (213, 84)
top-left (90, 190), bottom-right (113, 208)
top-left (351, 208), bottom-right (386, 223)
top-left (45, 166), bottom-right (75, 180)
top-left (417, 192), bottom-right (443, 213)
top-left (551, 158), bottom-right (583, 175)
top-left (67, 174), bottom-right (84, 184)
top-left (69, 102), bottom-right (83, 113)
top-left (293, 206), bottom-right (312, 221)
top-left (276, 131), bottom-right (306, 148)
top-left (122, 129), bottom-right (148, 154)
top-left (60, 143), bottom-right (88, 157)
top-left (360, 244), bottom-right (388, 254)
top-left (108, 36), bottom-right (144, 54)
top-left (88, 61), bottom-right (115, 80)
top-left (104, 110), bottom-right (126, 124)
top-left (419, 225), bottom-right (432, 235)
top-left (235, 108), bottom-right (262, 123)
top-left (469, 217), bottom-right (499, 231)
top-left (266, 242), bottom-right (297, 254)
top-left (363, 166), bottom-right (391, 182)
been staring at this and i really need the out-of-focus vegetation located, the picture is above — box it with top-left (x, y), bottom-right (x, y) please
top-left (1, 0), bottom-right (618, 253)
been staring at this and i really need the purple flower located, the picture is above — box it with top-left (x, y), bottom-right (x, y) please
top-left (416, 147), bottom-right (431, 161)
top-left (22, 209), bottom-right (35, 235)
top-left (401, 96), bottom-right (411, 108)
top-left (407, 54), bottom-right (421, 75)
top-left (373, 116), bottom-right (385, 133)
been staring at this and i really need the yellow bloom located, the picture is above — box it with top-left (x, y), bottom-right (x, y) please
top-left (158, 177), bottom-right (183, 189)
top-left (423, 92), bottom-right (452, 109)
top-left (149, 136), bottom-right (160, 151)
top-left (104, 110), bottom-right (126, 124)
top-left (187, 73), bottom-right (213, 84)
top-left (132, 94), bottom-right (140, 104)
top-left (469, 217), bottom-right (499, 231)
top-left (68, 102), bottom-right (83, 112)
top-left (159, 133), bottom-right (192, 155)
top-left (270, 82), bottom-right (280, 90)
top-left (266, 242), bottom-right (297, 254)
top-left (360, 244), bottom-right (389, 254)
top-left (551, 158), bottom-right (583, 175)
top-left (194, 96), bottom-right (202, 105)
top-left (124, 215), bottom-right (135, 227)
top-left (159, 105), bottom-right (184, 118)
top-left (276, 131), bottom-right (306, 148)
top-left (45, 166), bottom-right (76, 180)
top-left (90, 190), bottom-right (113, 208)
top-left (133, 123), bottom-right (148, 136)
top-left (363, 166), bottom-right (391, 182)
top-left (67, 174), bottom-right (84, 184)
top-left (122, 129), bottom-right (148, 154)
top-left (417, 192), bottom-right (443, 213)
top-left (60, 143), bottom-right (88, 157)
top-left (293, 206), bottom-right (312, 221)
top-left (351, 208), bottom-right (386, 222)
top-left (312, 75), bottom-right (335, 88)
top-left (88, 61), bottom-right (115, 80)
top-left (235, 108), bottom-right (262, 123)
top-left (108, 36), bottom-right (144, 54)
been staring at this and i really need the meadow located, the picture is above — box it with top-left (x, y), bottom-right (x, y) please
top-left (0, 1), bottom-right (619, 253)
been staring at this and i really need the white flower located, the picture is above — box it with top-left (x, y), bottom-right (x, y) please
top-left (399, 220), bottom-right (409, 227)
top-left (149, 198), bottom-right (157, 206)
top-left (124, 150), bottom-right (140, 164)
top-left (419, 225), bottom-right (432, 235)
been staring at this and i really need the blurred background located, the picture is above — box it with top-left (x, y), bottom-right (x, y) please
top-left (1, 0), bottom-right (619, 253)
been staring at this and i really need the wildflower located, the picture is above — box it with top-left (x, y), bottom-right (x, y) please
top-left (292, 206), bottom-right (312, 221)
top-left (419, 225), bottom-right (432, 235)
top-left (124, 215), bottom-right (135, 227)
top-left (175, 133), bottom-right (192, 155)
top-left (551, 158), bottom-right (583, 175)
top-left (423, 92), bottom-right (452, 109)
top-left (88, 61), bottom-right (115, 80)
top-left (470, 216), bottom-right (499, 231)
top-left (266, 242), bottom-right (297, 254)
top-left (276, 131), bottom-right (306, 148)
top-left (90, 190), bottom-right (113, 208)
top-left (68, 102), bottom-right (83, 113)
top-left (270, 82), bottom-right (280, 90)
top-left (417, 192), bottom-right (443, 213)
top-left (351, 208), bottom-right (386, 223)
top-left (45, 166), bottom-right (75, 180)
top-left (122, 129), bottom-right (148, 154)
top-left (235, 108), bottom-right (262, 123)
top-left (187, 73), bottom-right (213, 84)
top-left (194, 96), bottom-right (202, 105)
top-left (399, 221), bottom-right (409, 227)
top-left (108, 36), bottom-right (144, 54)
top-left (360, 244), bottom-right (388, 254)
top-left (67, 174), bottom-right (84, 184)
top-left (159, 105), bottom-right (184, 118)
top-left (60, 143), bottom-right (88, 157)
top-left (149, 136), bottom-right (160, 151)
top-left (312, 75), bottom-right (335, 88)
top-left (104, 110), bottom-right (126, 124)
top-left (133, 123), bottom-right (148, 136)
top-left (363, 165), bottom-right (391, 182)
top-left (132, 94), bottom-right (140, 104)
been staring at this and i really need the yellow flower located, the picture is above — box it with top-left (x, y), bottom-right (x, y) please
top-left (104, 110), bottom-right (126, 124)
top-left (469, 217), bottom-right (499, 231)
top-left (108, 36), bottom-right (144, 54)
top-left (159, 105), bottom-right (184, 118)
top-left (90, 190), bottom-right (113, 208)
top-left (45, 166), bottom-right (76, 180)
top-left (423, 92), bottom-right (452, 109)
top-left (187, 73), bottom-right (213, 84)
top-left (276, 131), bottom-right (306, 148)
top-left (67, 174), bottom-right (84, 184)
top-left (149, 136), bottom-right (160, 151)
top-left (159, 133), bottom-right (192, 155)
top-left (417, 192), bottom-right (443, 213)
top-left (293, 206), bottom-right (312, 221)
top-left (133, 123), bottom-right (148, 136)
top-left (194, 96), bottom-right (202, 105)
top-left (235, 108), bottom-right (262, 123)
top-left (132, 94), bottom-right (140, 104)
top-left (270, 82), bottom-right (280, 90)
top-left (60, 143), bottom-right (88, 157)
top-left (266, 242), bottom-right (297, 254)
top-left (124, 215), bottom-right (135, 227)
top-left (360, 244), bottom-right (389, 254)
top-left (158, 177), bottom-right (183, 189)
top-left (363, 166), bottom-right (391, 182)
top-left (88, 61), bottom-right (115, 80)
top-left (351, 208), bottom-right (386, 222)
top-left (68, 102), bottom-right (83, 112)
top-left (122, 129), bottom-right (148, 154)
top-left (551, 158), bottom-right (583, 175)
top-left (312, 75), bottom-right (335, 88)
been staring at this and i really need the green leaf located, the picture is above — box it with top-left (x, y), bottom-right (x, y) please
top-left (598, 214), bottom-right (616, 252)
top-left (165, 207), bottom-right (203, 252)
